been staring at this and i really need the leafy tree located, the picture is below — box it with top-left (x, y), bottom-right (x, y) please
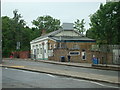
top-left (2, 10), bottom-right (25, 57)
top-left (2, 10), bottom-right (40, 57)
top-left (32, 15), bottom-right (61, 34)
top-left (11, 9), bottom-right (26, 51)
top-left (74, 19), bottom-right (86, 34)
top-left (87, 2), bottom-right (120, 44)
top-left (2, 16), bottom-right (13, 57)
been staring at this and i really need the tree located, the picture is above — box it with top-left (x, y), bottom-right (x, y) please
top-left (2, 10), bottom-right (26, 57)
top-left (32, 15), bottom-right (61, 34)
top-left (12, 9), bottom-right (26, 50)
top-left (2, 16), bottom-right (13, 57)
top-left (87, 2), bottom-right (120, 44)
top-left (74, 19), bottom-right (86, 34)
top-left (2, 10), bottom-right (37, 57)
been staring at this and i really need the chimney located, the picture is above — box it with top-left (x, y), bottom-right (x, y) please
top-left (41, 29), bottom-right (46, 36)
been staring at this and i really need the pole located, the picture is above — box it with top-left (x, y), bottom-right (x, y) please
top-left (0, 9), bottom-right (2, 63)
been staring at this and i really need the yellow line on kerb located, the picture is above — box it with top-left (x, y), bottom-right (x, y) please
top-left (10, 66), bottom-right (24, 68)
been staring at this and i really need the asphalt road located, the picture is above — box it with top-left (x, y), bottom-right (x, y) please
top-left (2, 67), bottom-right (119, 88)
top-left (3, 60), bottom-right (119, 77)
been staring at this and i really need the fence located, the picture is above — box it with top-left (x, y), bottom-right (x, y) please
top-left (91, 45), bottom-right (120, 65)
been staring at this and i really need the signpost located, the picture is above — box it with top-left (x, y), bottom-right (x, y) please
top-left (16, 42), bottom-right (20, 50)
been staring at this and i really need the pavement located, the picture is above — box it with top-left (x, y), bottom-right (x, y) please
top-left (0, 58), bottom-right (120, 86)
top-left (2, 58), bottom-right (120, 71)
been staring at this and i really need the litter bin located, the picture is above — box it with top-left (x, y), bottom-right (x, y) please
top-left (60, 56), bottom-right (65, 62)
top-left (92, 57), bottom-right (98, 64)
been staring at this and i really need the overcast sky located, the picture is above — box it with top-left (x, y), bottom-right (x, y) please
top-left (1, 0), bottom-right (106, 29)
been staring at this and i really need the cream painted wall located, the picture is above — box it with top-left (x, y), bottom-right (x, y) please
top-left (30, 39), bottom-right (48, 60)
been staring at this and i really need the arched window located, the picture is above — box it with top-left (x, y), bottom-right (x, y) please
top-left (82, 49), bottom-right (86, 60)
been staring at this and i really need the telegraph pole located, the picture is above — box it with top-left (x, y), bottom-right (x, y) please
top-left (0, 8), bottom-right (2, 63)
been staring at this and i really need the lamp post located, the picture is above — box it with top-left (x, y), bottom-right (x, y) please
top-left (0, 19), bottom-right (2, 63)
top-left (0, 40), bottom-right (2, 64)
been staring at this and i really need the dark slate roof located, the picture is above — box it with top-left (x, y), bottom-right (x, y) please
top-left (31, 29), bottom-right (62, 42)
top-left (30, 29), bottom-right (95, 42)
top-left (49, 36), bottom-right (95, 42)
top-left (31, 29), bottom-right (83, 42)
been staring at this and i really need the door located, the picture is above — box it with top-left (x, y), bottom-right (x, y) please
top-left (34, 49), bottom-right (36, 59)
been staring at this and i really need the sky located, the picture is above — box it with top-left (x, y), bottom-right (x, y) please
top-left (1, 0), bottom-right (106, 29)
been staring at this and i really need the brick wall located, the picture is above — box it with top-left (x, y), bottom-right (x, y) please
top-left (49, 49), bottom-right (68, 62)
top-left (12, 51), bottom-right (30, 59)
top-left (48, 39), bottom-right (96, 63)
top-left (48, 40), bottom-right (57, 49)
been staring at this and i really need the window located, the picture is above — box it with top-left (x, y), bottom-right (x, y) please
top-left (54, 44), bottom-right (56, 48)
top-left (40, 48), bottom-right (42, 54)
top-left (36, 45), bottom-right (38, 47)
top-left (58, 43), bottom-right (61, 48)
top-left (37, 49), bottom-right (39, 54)
top-left (69, 51), bottom-right (80, 56)
top-left (48, 50), bottom-right (53, 56)
top-left (39, 44), bottom-right (41, 48)
top-left (61, 43), bottom-right (66, 48)
top-left (49, 44), bottom-right (52, 49)
top-left (82, 51), bottom-right (86, 60)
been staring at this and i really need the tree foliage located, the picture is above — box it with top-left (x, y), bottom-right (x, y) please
top-left (86, 2), bottom-right (120, 44)
top-left (74, 19), bottom-right (86, 34)
top-left (2, 10), bottom-right (62, 57)
top-left (32, 15), bottom-right (61, 34)
top-left (2, 10), bottom-right (40, 57)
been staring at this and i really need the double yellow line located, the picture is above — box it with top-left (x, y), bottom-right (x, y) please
top-left (10, 65), bottom-right (24, 68)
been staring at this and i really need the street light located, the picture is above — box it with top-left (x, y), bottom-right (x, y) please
top-left (0, 40), bottom-right (2, 64)
top-left (0, 33), bottom-right (2, 63)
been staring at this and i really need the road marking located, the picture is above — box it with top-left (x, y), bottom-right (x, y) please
top-left (10, 66), bottom-right (24, 68)
top-left (90, 81), bottom-right (119, 88)
top-left (75, 79), bottom-right (119, 88)
top-left (5, 68), bottom-right (40, 74)
top-left (46, 74), bottom-right (55, 78)
top-left (90, 81), bottom-right (105, 86)
top-left (20, 70), bottom-right (39, 74)
top-left (74, 79), bottom-right (88, 82)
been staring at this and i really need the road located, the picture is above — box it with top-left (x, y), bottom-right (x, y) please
top-left (3, 59), bottom-right (119, 77)
top-left (2, 67), bottom-right (119, 88)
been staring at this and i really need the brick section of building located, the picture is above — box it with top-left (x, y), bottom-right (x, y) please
top-left (48, 39), bottom-right (95, 63)
top-left (49, 49), bottom-right (68, 62)
top-left (48, 39), bottom-right (114, 64)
